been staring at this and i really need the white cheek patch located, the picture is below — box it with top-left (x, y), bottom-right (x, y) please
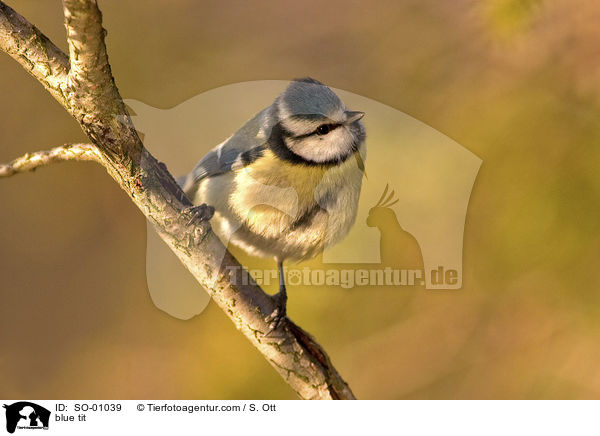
top-left (288, 127), bottom-right (354, 163)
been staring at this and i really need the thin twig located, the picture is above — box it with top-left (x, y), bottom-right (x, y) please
top-left (0, 144), bottom-right (102, 178)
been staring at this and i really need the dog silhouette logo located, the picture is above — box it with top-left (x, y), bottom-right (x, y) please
top-left (3, 402), bottom-right (50, 434)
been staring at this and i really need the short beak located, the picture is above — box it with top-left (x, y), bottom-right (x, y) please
top-left (345, 110), bottom-right (365, 124)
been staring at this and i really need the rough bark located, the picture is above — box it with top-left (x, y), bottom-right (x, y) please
top-left (0, 0), bottom-right (355, 400)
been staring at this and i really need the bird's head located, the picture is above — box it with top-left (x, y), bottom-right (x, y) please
top-left (273, 78), bottom-right (365, 164)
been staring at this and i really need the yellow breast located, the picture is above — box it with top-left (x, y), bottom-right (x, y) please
top-left (230, 149), bottom-right (361, 238)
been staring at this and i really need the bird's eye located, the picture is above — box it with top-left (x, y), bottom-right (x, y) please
top-left (316, 124), bottom-right (330, 135)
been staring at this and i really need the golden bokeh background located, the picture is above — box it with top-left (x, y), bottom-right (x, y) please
top-left (1, 0), bottom-right (600, 399)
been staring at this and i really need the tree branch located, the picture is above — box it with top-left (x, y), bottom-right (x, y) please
top-left (0, 0), bottom-right (355, 399)
top-left (61, 0), bottom-right (134, 160)
top-left (0, 2), bottom-right (70, 107)
top-left (0, 143), bottom-right (102, 177)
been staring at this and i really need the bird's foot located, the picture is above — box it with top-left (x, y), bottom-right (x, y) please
top-left (185, 203), bottom-right (214, 225)
top-left (265, 290), bottom-right (288, 336)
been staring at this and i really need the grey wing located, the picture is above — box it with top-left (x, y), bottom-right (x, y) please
top-left (181, 107), bottom-right (273, 195)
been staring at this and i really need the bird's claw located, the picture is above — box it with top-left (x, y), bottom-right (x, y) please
top-left (186, 204), bottom-right (214, 225)
top-left (264, 291), bottom-right (288, 336)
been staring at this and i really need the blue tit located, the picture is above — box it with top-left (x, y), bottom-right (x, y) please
top-left (181, 77), bottom-right (366, 326)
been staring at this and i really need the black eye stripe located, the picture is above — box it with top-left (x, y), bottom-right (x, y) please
top-left (315, 123), bottom-right (340, 135)
top-left (280, 114), bottom-right (342, 139)
top-left (281, 123), bottom-right (341, 140)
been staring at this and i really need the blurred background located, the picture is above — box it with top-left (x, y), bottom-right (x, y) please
top-left (1, 0), bottom-right (600, 399)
